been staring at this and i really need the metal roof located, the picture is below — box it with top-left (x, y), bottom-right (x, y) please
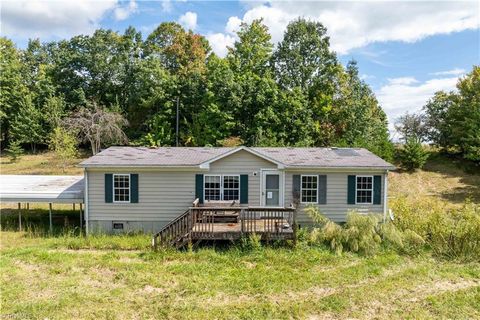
top-left (80, 146), bottom-right (395, 170)
top-left (0, 175), bottom-right (84, 203)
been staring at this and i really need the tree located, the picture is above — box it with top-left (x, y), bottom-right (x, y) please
top-left (423, 66), bottom-right (480, 162)
top-left (0, 37), bottom-right (27, 145)
top-left (5, 140), bottom-right (24, 162)
top-left (448, 66), bottom-right (480, 161)
top-left (273, 18), bottom-right (337, 92)
top-left (227, 19), bottom-right (279, 145)
top-left (398, 138), bottom-right (429, 171)
top-left (394, 112), bottom-right (428, 143)
top-left (423, 91), bottom-right (455, 147)
top-left (9, 94), bottom-right (44, 152)
top-left (63, 105), bottom-right (128, 155)
top-left (49, 127), bottom-right (77, 172)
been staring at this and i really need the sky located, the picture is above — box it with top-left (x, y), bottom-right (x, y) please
top-left (2, 0), bottom-right (479, 138)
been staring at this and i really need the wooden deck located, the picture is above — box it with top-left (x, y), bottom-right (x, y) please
top-left (152, 204), bottom-right (296, 248)
top-left (191, 218), bottom-right (294, 240)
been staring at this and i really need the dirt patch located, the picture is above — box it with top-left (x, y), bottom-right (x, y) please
top-left (138, 285), bottom-right (168, 295)
top-left (13, 260), bottom-right (40, 273)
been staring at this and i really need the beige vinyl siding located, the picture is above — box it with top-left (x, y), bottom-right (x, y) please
top-left (87, 169), bottom-right (198, 230)
top-left (284, 171), bottom-right (386, 224)
top-left (208, 149), bottom-right (277, 206)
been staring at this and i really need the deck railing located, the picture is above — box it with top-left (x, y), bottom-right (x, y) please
top-left (152, 201), bottom-right (296, 249)
top-left (152, 208), bottom-right (192, 249)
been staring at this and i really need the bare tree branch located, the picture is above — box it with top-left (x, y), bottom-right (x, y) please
top-left (63, 103), bottom-right (128, 155)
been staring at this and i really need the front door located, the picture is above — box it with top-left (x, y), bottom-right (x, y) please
top-left (262, 171), bottom-right (282, 206)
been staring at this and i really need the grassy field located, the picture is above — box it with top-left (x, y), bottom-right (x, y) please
top-left (1, 151), bottom-right (479, 319)
top-left (1, 151), bottom-right (86, 175)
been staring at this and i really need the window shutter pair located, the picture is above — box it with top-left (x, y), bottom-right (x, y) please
top-left (292, 175), bottom-right (327, 204)
top-left (104, 174), bottom-right (138, 203)
top-left (347, 175), bottom-right (382, 205)
top-left (195, 174), bottom-right (248, 204)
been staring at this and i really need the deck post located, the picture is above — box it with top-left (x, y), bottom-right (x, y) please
top-left (79, 203), bottom-right (83, 231)
top-left (18, 203), bottom-right (22, 231)
top-left (240, 208), bottom-right (245, 235)
top-left (292, 207), bottom-right (297, 246)
top-left (49, 203), bottom-right (53, 233)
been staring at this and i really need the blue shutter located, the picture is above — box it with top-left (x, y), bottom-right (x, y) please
top-left (130, 174), bottom-right (139, 203)
top-left (240, 174), bottom-right (248, 204)
top-left (318, 175), bottom-right (327, 204)
top-left (195, 174), bottom-right (204, 204)
top-left (373, 175), bottom-right (382, 205)
top-left (105, 174), bottom-right (113, 203)
top-left (347, 175), bottom-right (356, 204)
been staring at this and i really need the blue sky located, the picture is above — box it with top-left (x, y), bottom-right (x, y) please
top-left (2, 1), bottom-right (479, 136)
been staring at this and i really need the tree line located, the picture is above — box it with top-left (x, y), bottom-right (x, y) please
top-left (395, 66), bottom-right (479, 164)
top-left (9, 17), bottom-right (474, 163)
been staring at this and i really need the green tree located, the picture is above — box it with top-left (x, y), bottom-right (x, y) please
top-left (273, 18), bottom-right (337, 92)
top-left (449, 66), bottom-right (480, 161)
top-left (0, 37), bottom-right (27, 145)
top-left (227, 19), bottom-right (279, 145)
top-left (48, 127), bottom-right (78, 172)
top-left (9, 94), bottom-right (44, 152)
top-left (5, 140), bottom-right (24, 162)
top-left (424, 91), bottom-right (455, 148)
top-left (399, 138), bottom-right (429, 171)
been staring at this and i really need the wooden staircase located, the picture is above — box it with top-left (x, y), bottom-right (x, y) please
top-left (152, 209), bottom-right (193, 249)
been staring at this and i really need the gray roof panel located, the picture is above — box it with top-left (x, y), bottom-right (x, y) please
top-left (80, 146), bottom-right (395, 170)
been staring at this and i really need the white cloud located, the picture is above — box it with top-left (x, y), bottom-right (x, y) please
top-left (210, 1), bottom-right (479, 55)
top-left (161, 0), bottom-right (172, 13)
top-left (225, 16), bottom-right (242, 35)
top-left (386, 77), bottom-right (419, 85)
top-left (114, 0), bottom-right (138, 21)
top-left (207, 33), bottom-right (236, 57)
top-left (179, 11), bottom-right (197, 30)
top-left (377, 75), bottom-right (459, 133)
top-left (1, 0), bottom-right (118, 39)
top-left (430, 68), bottom-right (466, 76)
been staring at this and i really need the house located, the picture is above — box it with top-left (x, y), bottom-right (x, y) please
top-left (80, 146), bottom-right (395, 242)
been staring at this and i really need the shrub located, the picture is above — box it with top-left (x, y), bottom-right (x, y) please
top-left (320, 221), bottom-right (345, 255)
top-left (428, 202), bottom-right (480, 261)
top-left (402, 229), bottom-right (425, 255)
top-left (241, 233), bottom-right (262, 251)
top-left (398, 138), bottom-right (429, 170)
top-left (344, 212), bottom-right (382, 256)
top-left (392, 197), bottom-right (480, 261)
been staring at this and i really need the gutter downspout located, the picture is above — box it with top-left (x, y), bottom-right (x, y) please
top-left (84, 168), bottom-right (89, 234)
top-left (383, 170), bottom-right (389, 222)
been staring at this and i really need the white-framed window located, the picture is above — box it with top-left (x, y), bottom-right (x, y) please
top-left (301, 175), bottom-right (318, 203)
top-left (356, 175), bottom-right (373, 204)
top-left (204, 175), bottom-right (240, 201)
top-left (113, 174), bottom-right (130, 203)
top-left (204, 175), bottom-right (221, 201)
top-left (223, 175), bottom-right (240, 201)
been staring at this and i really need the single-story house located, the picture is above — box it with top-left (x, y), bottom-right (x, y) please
top-left (80, 146), bottom-right (395, 237)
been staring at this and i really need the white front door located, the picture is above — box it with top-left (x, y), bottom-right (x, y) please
top-left (261, 170), bottom-right (283, 207)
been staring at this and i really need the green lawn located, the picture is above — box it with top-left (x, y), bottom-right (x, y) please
top-left (1, 232), bottom-right (479, 319)
top-left (1, 151), bottom-right (479, 319)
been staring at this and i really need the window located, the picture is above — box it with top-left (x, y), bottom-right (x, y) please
top-left (301, 175), bottom-right (318, 203)
top-left (113, 174), bottom-right (130, 203)
top-left (204, 175), bottom-right (240, 201)
top-left (223, 175), bottom-right (240, 201)
top-left (356, 176), bottom-right (373, 204)
top-left (205, 175), bottom-right (221, 201)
